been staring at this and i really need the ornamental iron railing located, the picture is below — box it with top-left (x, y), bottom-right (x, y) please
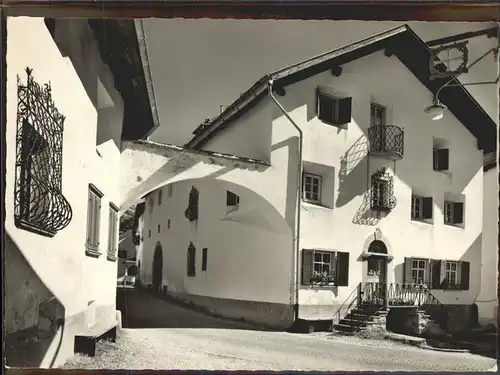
top-left (14, 68), bottom-right (72, 237)
top-left (368, 125), bottom-right (404, 159)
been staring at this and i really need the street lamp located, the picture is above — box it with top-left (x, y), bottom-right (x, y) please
top-left (424, 100), bottom-right (447, 121)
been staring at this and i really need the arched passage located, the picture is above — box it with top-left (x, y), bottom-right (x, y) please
top-left (152, 242), bottom-right (163, 293)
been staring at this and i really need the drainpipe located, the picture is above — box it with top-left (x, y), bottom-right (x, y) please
top-left (268, 79), bottom-right (303, 323)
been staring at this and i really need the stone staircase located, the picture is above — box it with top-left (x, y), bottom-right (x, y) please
top-left (333, 303), bottom-right (388, 334)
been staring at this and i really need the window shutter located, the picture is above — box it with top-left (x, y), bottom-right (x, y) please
top-left (460, 261), bottom-right (470, 290)
top-left (403, 257), bottom-right (412, 284)
top-left (301, 249), bottom-right (313, 285)
top-left (330, 252), bottom-right (337, 281)
top-left (430, 260), bottom-right (442, 289)
top-left (453, 202), bottom-right (464, 224)
top-left (202, 248), bottom-right (208, 271)
top-left (437, 149), bottom-right (449, 171)
top-left (87, 192), bottom-right (93, 243)
top-left (336, 97), bottom-right (352, 125)
top-left (95, 197), bottom-right (101, 246)
top-left (432, 149), bottom-right (438, 170)
top-left (336, 251), bottom-right (349, 286)
top-left (422, 197), bottom-right (433, 219)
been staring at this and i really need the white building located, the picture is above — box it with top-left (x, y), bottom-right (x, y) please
top-left (138, 25), bottom-right (496, 332)
top-left (477, 152), bottom-right (498, 327)
top-left (4, 17), bottom-right (156, 367)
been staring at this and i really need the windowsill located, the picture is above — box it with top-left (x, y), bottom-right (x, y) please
top-left (107, 254), bottom-right (118, 262)
top-left (226, 205), bottom-right (239, 215)
top-left (411, 218), bottom-right (434, 225)
top-left (319, 118), bottom-right (348, 130)
top-left (301, 201), bottom-right (333, 211)
top-left (433, 170), bottom-right (452, 177)
top-left (14, 218), bottom-right (57, 238)
top-left (85, 247), bottom-right (102, 258)
top-left (187, 274), bottom-right (196, 278)
top-left (444, 222), bottom-right (464, 229)
top-left (303, 283), bottom-right (339, 290)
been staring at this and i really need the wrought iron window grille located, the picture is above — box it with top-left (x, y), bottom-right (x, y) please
top-left (367, 125), bottom-right (404, 157)
top-left (14, 68), bottom-right (72, 237)
top-left (184, 186), bottom-right (199, 222)
top-left (370, 168), bottom-right (397, 212)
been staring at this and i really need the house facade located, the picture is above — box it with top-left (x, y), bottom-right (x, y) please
top-left (3, 17), bottom-right (155, 367)
top-left (138, 25), bottom-right (496, 331)
top-left (477, 152), bottom-right (498, 327)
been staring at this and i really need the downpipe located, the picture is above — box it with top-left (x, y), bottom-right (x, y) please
top-left (268, 79), bottom-right (303, 324)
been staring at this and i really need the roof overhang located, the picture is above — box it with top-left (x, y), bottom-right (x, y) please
top-left (187, 24), bottom-right (496, 154)
top-left (89, 19), bottom-right (158, 141)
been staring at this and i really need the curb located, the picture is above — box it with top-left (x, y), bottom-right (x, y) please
top-left (418, 343), bottom-right (471, 354)
top-left (384, 334), bottom-right (471, 353)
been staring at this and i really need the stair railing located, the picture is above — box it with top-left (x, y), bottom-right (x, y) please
top-left (332, 283), bottom-right (361, 326)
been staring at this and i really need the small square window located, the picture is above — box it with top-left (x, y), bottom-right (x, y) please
top-left (302, 173), bottom-right (322, 204)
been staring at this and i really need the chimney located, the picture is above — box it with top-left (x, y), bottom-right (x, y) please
top-left (220, 105), bottom-right (225, 114)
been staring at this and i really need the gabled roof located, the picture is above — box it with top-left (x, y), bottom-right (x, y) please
top-left (186, 24), bottom-right (497, 154)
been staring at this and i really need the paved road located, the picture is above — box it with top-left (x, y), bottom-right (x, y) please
top-left (72, 289), bottom-right (495, 371)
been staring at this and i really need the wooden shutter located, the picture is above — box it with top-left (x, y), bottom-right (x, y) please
top-left (336, 251), bottom-right (349, 286)
top-left (460, 261), bottom-right (470, 290)
top-left (301, 249), bottom-right (313, 285)
top-left (336, 97), bottom-right (352, 126)
top-left (202, 248), bottom-right (208, 271)
top-left (87, 190), bottom-right (93, 244)
top-left (403, 257), bottom-right (413, 284)
top-left (330, 252), bottom-right (337, 282)
top-left (422, 197), bottom-right (433, 219)
top-left (430, 260), bottom-right (442, 289)
top-left (453, 202), bottom-right (464, 224)
top-left (95, 196), bottom-right (101, 246)
top-left (108, 208), bottom-right (113, 252)
top-left (437, 149), bottom-right (449, 171)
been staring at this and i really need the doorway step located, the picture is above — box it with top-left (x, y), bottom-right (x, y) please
top-left (333, 304), bottom-right (388, 334)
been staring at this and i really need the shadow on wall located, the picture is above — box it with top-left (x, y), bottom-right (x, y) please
top-left (4, 232), bottom-right (65, 368)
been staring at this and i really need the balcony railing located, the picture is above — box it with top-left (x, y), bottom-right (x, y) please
top-left (368, 125), bottom-right (404, 160)
top-left (359, 282), bottom-right (445, 325)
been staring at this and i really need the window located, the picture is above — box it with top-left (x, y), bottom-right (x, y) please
top-left (302, 173), bottom-right (322, 204)
top-left (158, 189), bottom-right (163, 205)
top-left (370, 169), bottom-right (395, 211)
top-left (226, 191), bottom-right (240, 213)
top-left (429, 259), bottom-right (470, 290)
top-left (445, 261), bottom-right (458, 286)
top-left (411, 195), bottom-right (433, 221)
top-left (370, 103), bottom-right (386, 126)
top-left (14, 69), bottom-right (72, 237)
top-left (148, 229), bottom-right (151, 238)
top-left (187, 242), bottom-right (196, 277)
top-left (184, 186), bottom-right (199, 222)
top-left (411, 259), bottom-right (426, 284)
top-left (107, 203), bottom-right (119, 261)
top-left (202, 248), bottom-right (208, 271)
top-left (86, 184), bottom-right (103, 256)
top-left (167, 219), bottom-right (171, 229)
top-left (302, 249), bottom-right (349, 286)
top-left (433, 148), bottom-right (449, 171)
top-left (157, 224), bottom-right (161, 233)
top-left (167, 185), bottom-right (173, 199)
top-left (118, 249), bottom-right (127, 259)
top-left (316, 88), bottom-right (352, 128)
top-left (444, 201), bottom-right (464, 225)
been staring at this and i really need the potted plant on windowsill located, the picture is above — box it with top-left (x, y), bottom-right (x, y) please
top-left (311, 271), bottom-right (336, 286)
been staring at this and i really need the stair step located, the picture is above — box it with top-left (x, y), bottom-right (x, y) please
top-left (333, 323), bottom-right (356, 332)
top-left (339, 318), bottom-right (367, 327)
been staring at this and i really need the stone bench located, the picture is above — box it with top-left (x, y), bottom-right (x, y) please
top-left (74, 322), bottom-right (117, 357)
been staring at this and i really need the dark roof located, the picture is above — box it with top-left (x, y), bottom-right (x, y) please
top-left (186, 24), bottom-right (496, 154)
top-left (484, 151), bottom-right (497, 172)
top-left (89, 19), bottom-right (158, 141)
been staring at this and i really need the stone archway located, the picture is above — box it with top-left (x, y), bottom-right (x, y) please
top-left (368, 240), bottom-right (388, 255)
top-left (152, 242), bottom-right (163, 293)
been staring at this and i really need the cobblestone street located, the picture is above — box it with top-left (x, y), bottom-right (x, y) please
top-left (64, 290), bottom-right (496, 371)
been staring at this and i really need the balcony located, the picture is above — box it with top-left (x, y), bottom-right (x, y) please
top-left (370, 168), bottom-right (397, 212)
top-left (368, 125), bottom-right (404, 161)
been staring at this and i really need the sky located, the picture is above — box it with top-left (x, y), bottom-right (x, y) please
top-left (142, 20), bottom-right (498, 146)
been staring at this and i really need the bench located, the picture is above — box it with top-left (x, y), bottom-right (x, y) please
top-left (74, 322), bottom-right (117, 357)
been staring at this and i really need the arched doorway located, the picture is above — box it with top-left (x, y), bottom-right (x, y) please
top-left (152, 243), bottom-right (163, 293)
top-left (364, 240), bottom-right (389, 305)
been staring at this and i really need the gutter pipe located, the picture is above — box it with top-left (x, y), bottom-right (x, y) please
top-left (268, 79), bottom-right (303, 324)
